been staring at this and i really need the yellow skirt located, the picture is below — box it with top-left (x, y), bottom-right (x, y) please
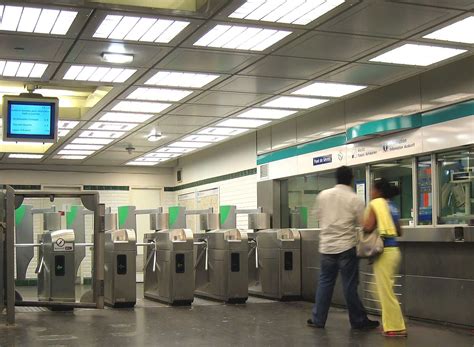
top-left (373, 247), bottom-right (406, 332)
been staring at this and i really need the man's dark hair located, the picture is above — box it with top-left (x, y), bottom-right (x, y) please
top-left (336, 166), bottom-right (353, 186)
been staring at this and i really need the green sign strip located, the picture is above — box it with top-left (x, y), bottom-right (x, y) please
top-left (15, 205), bottom-right (26, 226)
top-left (66, 206), bottom-right (79, 229)
top-left (168, 206), bottom-right (181, 228)
top-left (219, 205), bottom-right (232, 226)
top-left (118, 206), bottom-right (129, 229)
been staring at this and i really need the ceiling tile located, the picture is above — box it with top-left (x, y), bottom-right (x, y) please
top-left (391, 0), bottom-right (474, 10)
top-left (190, 91), bottom-right (271, 106)
top-left (241, 56), bottom-right (345, 79)
top-left (169, 104), bottom-right (241, 117)
top-left (159, 115), bottom-right (220, 126)
top-left (319, 2), bottom-right (460, 39)
top-left (275, 31), bottom-right (395, 61)
top-left (88, 151), bottom-right (144, 161)
top-left (320, 62), bottom-right (420, 86)
top-left (119, 131), bottom-right (182, 147)
top-left (157, 48), bottom-right (261, 73)
top-left (153, 124), bottom-right (202, 134)
top-left (214, 75), bottom-right (304, 94)
top-left (0, 34), bottom-right (73, 61)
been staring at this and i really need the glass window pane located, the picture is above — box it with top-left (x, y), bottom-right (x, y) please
top-left (437, 147), bottom-right (474, 225)
top-left (417, 156), bottom-right (433, 225)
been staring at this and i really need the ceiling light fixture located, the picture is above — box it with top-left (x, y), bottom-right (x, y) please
top-left (0, 60), bottom-right (48, 78)
top-left (58, 149), bottom-right (95, 155)
top-left (199, 127), bottom-right (249, 136)
top-left (100, 112), bottom-right (154, 123)
top-left (72, 138), bottom-right (114, 145)
top-left (263, 96), bottom-right (328, 109)
top-left (216, 119), bottom-right (270, 128)
top-left (64, 144), bottom-right (103, 150)
top-left (58, 129), bottom-right (71, 137)
top-left (237, 108), bottom-right (297, 120)
top-left (112, 101), bottom-right (172, 113)
top-left (126, 161), bottom-right (158, 166)
top-left (93, 15), bottom-right (190, 43)
top-left (370, 43), bottom-right (467, 66)
top-left (182, 134), bottom-right (228, 143)
top-left (0, 5), bottom-right (77, 35)
top-left (156, 147), bottom-right (194, 153)
top-left (423, 16), bottom-right (474, 44)
top-left (194, 24), bottom-right (291, 51)
top-left (169, 141), bottom-right (210, 148)
top-left (147, 129), bottom-right (162, 142)
top-left (58, 120), bottom-right (79, 129)
top-left (79, 130), bottom-right (125, 139)
top-left (56, 155), bottom-right (86, 160)
top-left (89, 122), bottom-right (138, 131)
top-left (127, 87), bottom-right (193, 102)
top-left (292, 81), bottom-right (367, 97)
top-left (229, 0), bottom-right (345, 26)
top-left (63, 65), bottom-right (137, 83)
top-left (101, 52), bottom-right (134, 64)
top-left (145, 152), bottom-right (179, 158)
top-left (145, 71), bottom-right (220, 88)
top-left (9, 153), bottom-right (43, 159)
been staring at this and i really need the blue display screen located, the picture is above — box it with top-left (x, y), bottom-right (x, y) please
top-left (7, 101), bottom-right (55, 139)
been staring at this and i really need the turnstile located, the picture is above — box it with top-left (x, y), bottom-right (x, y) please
top-left (104, 229), bottom-right (137, 307)
top-left (144, 229), bottom-right (194, 305)
top-left (194, 229), bottom-right (248, 303)
top-left (248, 229), bottom-right (301, 300)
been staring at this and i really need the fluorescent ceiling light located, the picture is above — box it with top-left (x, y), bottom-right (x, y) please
top-left (199, 127), bottom-right (249, 136)
top-left (182, 134), bottom-right (228, 143)
top-left (0, 60), bottom-right (48, 78)
top-left (169, 141), bottom-right (210, 148)
top-left (230, 0), bottom-right (345, 26)
top-left (370, 43), bottom-right (467, 66)
top-left (145, 71), bottom-right (220, 88)
top-left (9, 153), bottom-right (43, 159)
top-left (263, 96), bottom-right (328, 109)
top-left (63, 65), bottom-right (137, 83)
top-left (145, 152), bottom-right (179, 158)
top-left (58, 129), bottom-right (71, 137)
top-left (0, 5), bottom-right (77, 35)
top-left (237, 108), bottom-right (297, 120)
top-left (56, 155), bottom-right (86, 160)
top-left (133, 157), bottom-right (165, 162)
top-left (58, 150), bottom-right (95, 155)
top-left (102, 53), bottom-right (134, 64)
top-left (292, 82), bottom-right (367, 97)
top-left (72, 138), bottom-right (114, 145)
top-left (64, 144), bottom-right (103, 150)
top-left (127, 87), bottom-right (193, 102)
top-left (194, 24), bottom-right (291, 51)
top-left (126, 161), bottom-right (158, 166)
top-left (93, 15), bottom-right (189, 43)
top-left (58, 120), bottom-right (79, 129)
top-left (89, 122), bottom-right (138, 131)
top-left (216, 119), bottom-right (270, 128)
top-left (100, 112), bottom-right (154, 123)
top-left (112, 101), bottom-right (172, 113)
top-left (79, 130), bottom-right (125, 139)
top-left (423, 16), bottom-right (474, 44)
top-left (156, 147), bottom-right (194, 153)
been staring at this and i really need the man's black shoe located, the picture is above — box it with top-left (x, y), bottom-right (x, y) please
top-left (352, 320), bottom-right (380, 330)
top-left (307, 319), bottom-right (325, 329)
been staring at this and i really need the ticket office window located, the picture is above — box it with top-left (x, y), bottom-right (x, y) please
top-left (437, 147), bottom-right (474, 225)
top-left (417, 156), bottom-right (433, 225)
top-left (370, 158), bottom-right (414, 226)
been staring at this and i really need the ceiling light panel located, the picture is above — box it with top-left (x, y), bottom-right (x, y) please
top-left (58, 120), bottom-right (79, 129)
top-left (194, 24), bottom-right (291, 51)
top-left (100, 112), bottom-right (154, 123)
top-left (126, 161), bottom-right (158, 166)
top-left (133, 157), bottom-right (165, 162)
top-left (58, 150), bottom-right (95, 155)
top-left (93, 15), bottom-right (189, 43)
top-left (229, 0), bottom-right (345, 26)
top-left (423, 16), bottom-right (474, 44)
top-left (199, 127), bottom-right (249, 136)
top-left (145, 152), bottom-right (179, 158)
top-left (182, 134), bottom-right (228, 142)
top-left (145, 71), bottom-right (220, 88)
top-left (64, 144), bottom-right (103, 150)
top-left (370, 43), bottom-right (466, 66)
top-left (0, 60), bottom-right (48, 78)
top-left (0, 5), bottom-right (77, 35)
top-left (127, 87), bottom-right (193, 102)
top-left (58, 129), bottom-right (71, 137)
top-left (112, 101), bottom-right (172, 113)
top-left (292, 82), bottom-right (367, 97)
top-left (9, 154), bottom-right (43, 159)
top-left (56, 155), bottom-right (86, 160)
top-left (72, 138), bottom-right (114, 145)
top-left (102, 53), bottom-right (134, 64)
top-left (216, 119), bottom-right (270, 128)
top-left (237, 108), bottom-right (297, 120)
top-left (156, 147), bottom-right (194, 153)
top-left (89, 122), bottom-right (138, 131)
top-left (169, 141), bottom-right (210, 148)
top-left (79, 130), bottom-right (125, 139)
top-left (63, 65), bottom-right (137, 83)
top-left (263, 96), bottom-right (328, 109)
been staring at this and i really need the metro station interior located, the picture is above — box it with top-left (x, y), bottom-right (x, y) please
top-left (0, 0), bottom-right (473, 346)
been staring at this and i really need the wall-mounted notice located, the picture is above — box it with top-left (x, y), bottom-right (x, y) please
top-left (356, 182), bottom-right (366, 204)
top-left (313, 154), bottom-right (333, 166)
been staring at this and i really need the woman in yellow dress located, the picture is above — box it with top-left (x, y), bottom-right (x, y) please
top-left (363, 178), bottom-right (407, 337)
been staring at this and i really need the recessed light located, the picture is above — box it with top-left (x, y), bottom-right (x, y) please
top-left (237, 108), bottom-right (297, 120)
top-left (423, 16), bottom-right (474, 44)
top-left (93, 15), bottom-right (189, 43)
top-left (0, 60), bottom-right (48, 78)
top-left (112, 101), bottom-right (172, 113)
top-left (194, 24), bottom-right (291, 51)
top-left (182, 134), bottom-right (228, 142)
top-left (292, 82), bottom-right (367, 97)
top-left (145, 71), bottom-right (220, 88)
top-left (198, 127), bottom-right (249, 136)
top-left (79, 130), bottom-right (125, 139)
top-left (56, 155), bottom-right (86, 160)
top-left (58, 129), bottom-right (71, 137)
top-left (102, 52), bottom-right (134, 64)
top-left (169, 141), bottom-right (210, 148)
top-left (100, 112), bottom-right (154, 123)
top-left (263, 96), bottom-right (328, 109)
top-left (0, 6), bottom-right (77, 35)
top-left (370, 43), bottom-right (466, 66)
top-left (127, 87), bottom-right (193, 102)
top-left (216, 119), bottom-right (270, 128)
top-left (58, 120), bottom-right (79, 129)
top-left (72, 138), bottom-right (114, 145)
top-left (145, 152), bottom-right (179, 158)
top-left (229, 0), bottom-right (345, 26)
top-left (134, 157), bottom-right (165, 162)
top-left (64, 144), bottom-right (103, 150)
top-left (63, 65), bottom-right (137, 83)
top-left (156, 147), bottom-right (194, 153)
top-left (89, 122), bottom-right (138, 131)
top-left (126, 161), bottom-right (158, 166)
top-left (9, 153), bottom-right (43, 159)
top-left (58, 150), bottom-right (95, 155)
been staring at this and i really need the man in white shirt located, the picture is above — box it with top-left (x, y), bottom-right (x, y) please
top-left (307, 166), bottom-right (379, 330)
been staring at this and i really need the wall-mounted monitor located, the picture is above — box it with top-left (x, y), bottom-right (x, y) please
top-left (2, 94), bottom-right (59, 143)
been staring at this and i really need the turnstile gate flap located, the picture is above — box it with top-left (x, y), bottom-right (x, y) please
top-left (46, 229), bottom-right (75, 244)
top-left (207, 229), bottom-right (248, 250)
top-left (256, 229), bottom-right (301, 249)
top-left (107, 229), bottom-right (136, 243)
top-left (150, 213), bottom-right (170, 231)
